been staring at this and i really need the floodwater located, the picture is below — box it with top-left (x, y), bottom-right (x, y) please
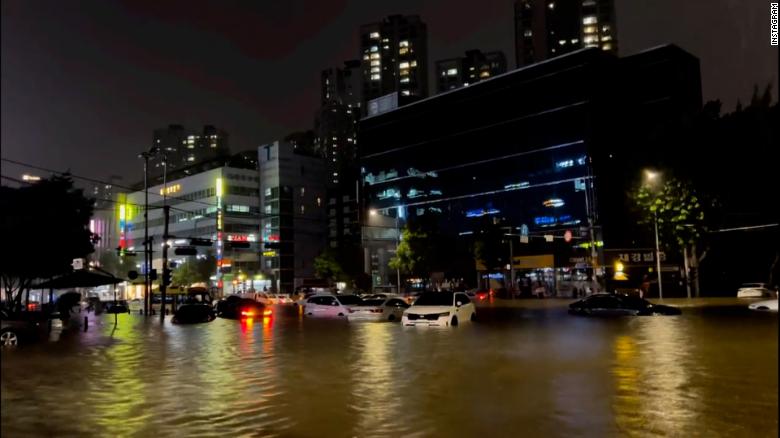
top-left (1, 299), bottom-right (777, 437)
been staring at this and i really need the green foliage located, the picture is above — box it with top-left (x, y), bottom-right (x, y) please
top-left (389, 227), bottom-right (431, 277)
top-left (1, 175), bottom-right (95, 309)
top-left (314, 248), bottom-right (347, 282)
top-left (172, 253), bottom-right (216, 286)
top-left (472, 217), bottom-right (506, 271)
top-left (631, 176), bottom-right (707, 249)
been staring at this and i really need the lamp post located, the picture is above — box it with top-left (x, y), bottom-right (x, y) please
top-left (138, 146), bottom-right (160, 316)
top-left (644, 169), bottom-right (663, 300)
top-left (395, 208), bottom-right (401, 295)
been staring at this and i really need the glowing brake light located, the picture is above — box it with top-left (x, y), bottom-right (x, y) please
top-left (240, 310), bottom-right (254, 317)
top-left (263, 309), bottom-right (273, 317)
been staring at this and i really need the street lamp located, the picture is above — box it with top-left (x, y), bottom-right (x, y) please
top-left (138, 145), bottom-right (160, 316)
top-left (643, 169), bottom-right (663, 299)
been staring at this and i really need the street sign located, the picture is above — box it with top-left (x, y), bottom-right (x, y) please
top-left (564, 230), bottom-right (572, 243)
top-left (520, 235), bottom-right (529, 244)
top-left (72, 258), bottom-right (84, 270)
top-left (544, 235), bottom-right (554, 242)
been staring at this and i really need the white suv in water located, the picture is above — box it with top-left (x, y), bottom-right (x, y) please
top-left (402, 292), bottom-right (476, 327)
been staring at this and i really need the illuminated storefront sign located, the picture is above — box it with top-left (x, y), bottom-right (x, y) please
top-left (159, 184), bottom-right (181, 196)
top-left (466, 208), bottom-right (500, 218)
top-left (215, 177), bottom-right (224, 282)
top-left (262, 251), bottom-right (277, 257)
top-left (543, 198), bottom-right (565, 208)
top-left (226, 234), bottom-right (257, 242)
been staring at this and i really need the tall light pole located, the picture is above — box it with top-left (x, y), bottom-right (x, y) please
top-left (644, 169), bottom-right (663, 300)
top-left (395, 208), bottom-right (401, 295)
top-left (138, 146), bottom-right (160, 316)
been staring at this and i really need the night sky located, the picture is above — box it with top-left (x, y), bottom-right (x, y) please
top-left (2, 0), bottom-right (777, 185)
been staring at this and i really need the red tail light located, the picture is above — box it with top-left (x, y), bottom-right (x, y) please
top-left (263, 309), bottom-right (273, 317)
top-left (240, 310), bottom-right (254, 317)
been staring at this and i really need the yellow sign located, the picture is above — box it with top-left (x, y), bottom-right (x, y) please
top-left (160, 184), bottom-right (181, 196)
top-left (262, 250), bottom-right (277, 257)
top-left (512, 254), bottom-right (554, 270)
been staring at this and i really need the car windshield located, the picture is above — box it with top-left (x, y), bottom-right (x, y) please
top-left (360, 299), bottom-right (385, 306)
top-left (619, 295), bottom-right (651, 308)
top-left (414, 293), bottom-right (454, 306)
top-left (740, 283), bottom-right (765, 288)
top-left (336, 295), bottom-right (363, 305)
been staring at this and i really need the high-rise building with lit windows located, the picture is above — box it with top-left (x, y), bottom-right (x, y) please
top-left (151, 125), bottom-right (230, 179)
top-left (514, 0), bottom-right (617, 68)
top-left (435, 50), bottom-right (507, 93)
top-left (321, 60), bottom-right (363, 109)
top-left (360, 15), bottom-right (428, 110)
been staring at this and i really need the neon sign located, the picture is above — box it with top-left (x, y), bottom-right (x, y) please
top-left (543, 198), bottom-right (565, 208)
top-left (466, 208), bottom-right (500, 218)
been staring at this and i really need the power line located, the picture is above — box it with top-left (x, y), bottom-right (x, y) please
top-left (2, 157), bottom-right (222, 208)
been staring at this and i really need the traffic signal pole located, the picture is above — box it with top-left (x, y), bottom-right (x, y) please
top-left (160, 204), bottom-right (170, 323)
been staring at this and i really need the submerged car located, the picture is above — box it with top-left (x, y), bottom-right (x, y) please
top-left (568, 293), bottom-right (681, 316)
top-left (737, 283), bottom-right (774, 298)
top-left (172, 304), bottom-right (216, 324)
top-left (215, 297), bottom-right (271, 319)
top-left (303, 294), bottom-right (363, 318)
top-left (748, 298), bottom-right (778, 312)
top-left (348, 297), bottom-right (410, 322)
top-left (1, 310), bottom-right (46, 346)
top-left (402, 292), bottom-right (476, 327)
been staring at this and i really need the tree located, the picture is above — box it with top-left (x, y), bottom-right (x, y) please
top-left (172, 253), bottom-right (216, 286)
top-left (631, 176), bottom-right (710, 296)
top-left (388, 226), bottom-right (433, 283)
top-left (314, 248), bottom-right (347, 282)
top-left (472, 217), bottom-right (506, 273)
top-left (0, 175), bottom-right (95, 311)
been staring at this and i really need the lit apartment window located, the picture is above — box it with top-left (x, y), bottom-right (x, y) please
top-left (369, 32), bottom-right (380, 39)
top-left (447, 68), bottom-right (458, 76)
top-left (410, 60), bottom-right (417, 67)
top-left (370, 74), bottom-right (381, 81)
top-left (583, 35), bottom-right (599, 44)
top-left (370, 53), bottom-right (380, 60)
top-left (300, 205), bottom-right (305, 214)
top-left (399, 40), bottom-right (409, 47)
top-left (399, 69), bottom-right (409, 76)
top-left (479, 71), bottom-right (490, 78)
top-left (370, 46), bottom-right (378, 52)
top-left (602, 25), bottom-right (610, 32)
top-left (399, 47), bottom-right (409, 55)
top-left (440, 70), bottom-right (447, 77)
top-left (602, 43), bottom-right (612, 51)
top-left (399, 62), bottom-right (409, 69)
top-left (370, 67), bottom-right (380, 73)
top-left (571, 38), bottom-right (579, 44)
top-left (300, 187), bottom-right (305, 196)
top-left (524, 29), bottom-right (532, 37)
top-left (583, 16), bottom-right (597, 25)
top-left (548, 2), bottom-right (554, 9)
top-left (363, 54), bottom-right (370, 60)
top-left (401, 90), bottom-right (410, 96)
top-left (601, 35), bottom-right (612, 42)
top-left (316, 197), bottom-right (322, 207)
top-left (559, 39), bottom-right (567, 45)
top-left (400, 77), bottom-right (410, 83)
top-left (381, 38), bottom-right (389, 43)
top-left (370, 60), bottom-right (380, 66)
top-left (583, 25), bottom-right (597, 34)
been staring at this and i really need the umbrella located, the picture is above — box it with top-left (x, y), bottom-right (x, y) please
top-left (32, 270), bottom-right (123, 289)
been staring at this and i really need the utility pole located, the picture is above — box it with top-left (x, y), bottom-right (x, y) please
top-left (160, 205), bottom-right (170, 323)
top-left (142, 153), bottom-right (150, 316)
top-left (654, 210), bottom-right (663, 299)
top-left (395, 210), bottom-right (401, 294)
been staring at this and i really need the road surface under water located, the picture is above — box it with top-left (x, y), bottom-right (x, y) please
top-left (1, 299), bottom-right (777, 437)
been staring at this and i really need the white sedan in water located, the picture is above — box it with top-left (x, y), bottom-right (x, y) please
top-left (402, 292), bottom-right (476, 327)
top-left (303, 294), bottom-right (363, 318)
top-left (748, 297), bottom-right (778, 312)
top-left (348, 297), bottom-right (409, 322)
top-left (737, 283), bottom-right (774, 298)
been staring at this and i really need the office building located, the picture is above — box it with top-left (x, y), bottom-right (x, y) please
top-left (514, 0), bottom-right (617, 67)
top-left (436, 50), bottom-right (507, 93)
top-left (120, 163), bottom-right (262, 298)
top-left (360, 15), bottom-right (429, 109)
top-left (359, 45), bottom-right (701, 293)
top-left (258, 141), bottom-right (327, 293)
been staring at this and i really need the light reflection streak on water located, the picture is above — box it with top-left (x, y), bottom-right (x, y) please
top-left (350, 323), bottom-right (400, 436)
top-left (612, 334), bottom-right (643, 435)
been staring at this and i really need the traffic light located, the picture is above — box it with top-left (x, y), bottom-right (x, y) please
top-left (174, 246), bottom-right (198, 256)
top-left (162, 268), bottom-right (172, 287)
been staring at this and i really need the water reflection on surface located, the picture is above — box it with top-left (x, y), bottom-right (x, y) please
top-left (1, 300), bottom-right (777, 437)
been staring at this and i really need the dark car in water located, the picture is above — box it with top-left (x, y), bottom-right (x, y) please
top-left (105, 301), bottom-right (130, 314)
top-left (172, 304), bottom-right (216, 324)
top-left (568, 293), bottom-right (681, 316)
top-left (1, 309), bottom-right (46, 347)
top-left (215, 297), bottom-right (272, 320)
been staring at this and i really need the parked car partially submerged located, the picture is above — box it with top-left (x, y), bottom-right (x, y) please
top-left (568, 293), bottom-right (681, 316)
top-left (172, 304), bottom-right (216, 324)
top-left (737, 283), bottom-right (774, 298)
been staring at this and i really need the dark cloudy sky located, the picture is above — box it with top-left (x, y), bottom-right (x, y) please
top-left (1, 0), bottom-right (777, 185)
